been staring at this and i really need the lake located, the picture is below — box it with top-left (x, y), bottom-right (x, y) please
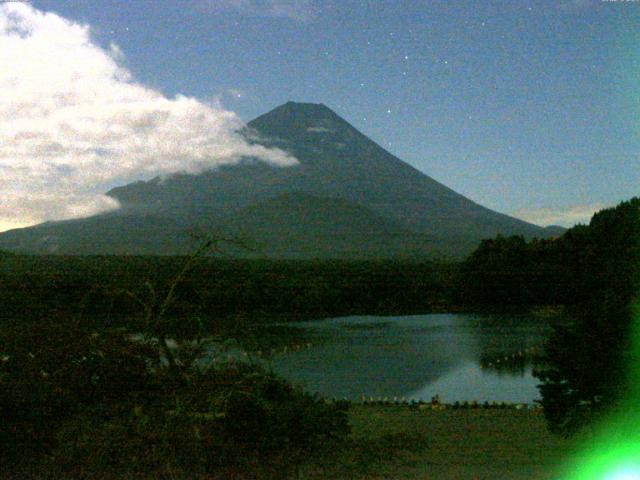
top-left (266, 313), bottom-right (553, 404)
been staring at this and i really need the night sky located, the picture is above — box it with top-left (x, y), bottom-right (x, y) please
top-left (3, 0), bottom-right (639, 229)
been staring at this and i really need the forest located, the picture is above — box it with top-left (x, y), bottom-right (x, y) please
top-left (0, 254), bottom-right (457, 329)
top-left (459, 198), bottom-right (640, 434)
top-left (1, 198), bottom-right (638, 477)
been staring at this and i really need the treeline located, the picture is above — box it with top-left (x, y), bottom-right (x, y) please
top-left (456, 203), bottom-right (637, 309)
top-left (456, 234), bottom-right (573, 308)
top-left (539, 199), bottom-right (639, 434)
top-left (458, 198), bottom-right (640, 434)
top-left (0, 256), bottom-right (457, 331)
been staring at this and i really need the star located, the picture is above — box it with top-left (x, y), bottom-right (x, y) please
top-left (386, 109), bottom-right (392, 114)
top-left (404, 55), bottom-right (409, 60)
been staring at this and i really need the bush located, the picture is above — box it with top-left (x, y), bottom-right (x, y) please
top-left (50, 363), bottom-right (350, 478)
top-left (0, 316), bottom-right (157, 466)
top-left (0, 317), bottom-right (350, 478)
top-left (1, 241), bottom-right (351, 478)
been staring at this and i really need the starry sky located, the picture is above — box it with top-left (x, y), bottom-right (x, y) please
top-left (8, 0), bottom-right (640, 227)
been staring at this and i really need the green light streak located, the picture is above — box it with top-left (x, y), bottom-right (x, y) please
top-left (557, 305), bottom-right (640, 479)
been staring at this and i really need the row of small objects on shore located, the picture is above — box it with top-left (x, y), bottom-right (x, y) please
top-left (324, 396), bottom-right (543, 410)
top-left (480, 346), bottom-right (540, 369)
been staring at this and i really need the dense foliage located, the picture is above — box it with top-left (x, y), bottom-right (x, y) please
top-left (457, 234), bottom-right (579, 308)
top-left (0, 256), bottom-right (456, 329)
top-left (536, 198), bottom-right (640, 435)
top-left (0, 317), bottom-right (350, 478)
top-left (461, 198), bottom-right (640, 435)
top-left (0, 245), bottom-right (353, 478)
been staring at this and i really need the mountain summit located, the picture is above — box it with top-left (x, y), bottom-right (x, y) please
top-left (0, 102), bottom-right (552, 258)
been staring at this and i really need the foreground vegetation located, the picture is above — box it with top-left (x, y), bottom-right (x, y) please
top-left (0, 241), bottom-right (354, 478)
top-left (1, 197), bottom-right (638, 477)
top-left (1, 387), bottom-right (581, 480)
top-left (0, 314), bottom-right (351, 478)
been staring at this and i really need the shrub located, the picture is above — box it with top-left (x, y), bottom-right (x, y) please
top-left (0, 315), bottom-right (156, 466)
top-left (0, 317), bottom-right (350, 478)
top-left (1, 240), bottom-right (351, 478)
top-left (50, 363), bottom-right (350, 478)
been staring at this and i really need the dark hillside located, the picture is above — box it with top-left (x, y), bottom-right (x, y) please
top-left (0, 102), bottom-right (552, 257)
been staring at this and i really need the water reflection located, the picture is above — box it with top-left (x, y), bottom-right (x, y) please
top-left (407, 362), bottom-right (541, 403)
top-left (265, 313), bottom-right (552, 403)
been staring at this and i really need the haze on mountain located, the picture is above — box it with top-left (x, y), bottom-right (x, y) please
top-left (0, 102), bottom-right (560, 259)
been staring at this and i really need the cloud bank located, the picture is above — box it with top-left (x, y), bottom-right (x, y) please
top-left (511, 203), bottom-right (605, 228)
top-left (0, 3), bottom-right (296, 232)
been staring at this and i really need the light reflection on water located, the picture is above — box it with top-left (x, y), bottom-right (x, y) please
top-left (268, 313), bottom-right (551, 403)
top-left (406, 362), bottom-right (540, 403)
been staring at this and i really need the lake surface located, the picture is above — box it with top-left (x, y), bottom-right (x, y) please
top-left (267, 313), bottom-right (552, 403)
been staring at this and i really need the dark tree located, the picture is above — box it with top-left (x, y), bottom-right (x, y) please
top-left (456, 234), bottom-right (570, 308)
top-left (535, 198), bottom-right (640, 435)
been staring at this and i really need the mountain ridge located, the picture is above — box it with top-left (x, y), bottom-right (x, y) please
top-left (0, 101), bottom-right (557, 258)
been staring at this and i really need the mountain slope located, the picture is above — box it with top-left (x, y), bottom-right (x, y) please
top-left (110, 102), bottom-right (546, 241)
top-left (217, 192), bottom-right (434, 259)
top-left (0, 214), bottom-right (193, 255)
top-left (0, 101), bottom-right (552, 258)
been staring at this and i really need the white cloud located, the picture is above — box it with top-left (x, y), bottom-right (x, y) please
top-left (511, 203), bottom-right (606, 227)
top-left (212, 0), bottom-right (317, 22)
top-left (0, 3), bottom-right (297, 232)
top-left (0, 219), bottom-right (31, 234)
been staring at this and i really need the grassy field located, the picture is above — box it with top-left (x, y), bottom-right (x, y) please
top-left (300, 405), bottom-right (580, 480)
